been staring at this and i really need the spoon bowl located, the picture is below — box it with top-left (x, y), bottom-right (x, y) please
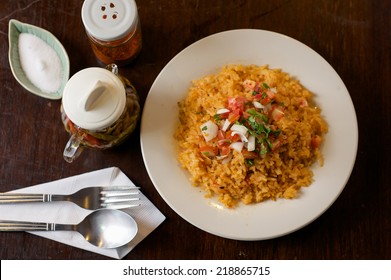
top-left (75, 209), bottom-right (138, 248)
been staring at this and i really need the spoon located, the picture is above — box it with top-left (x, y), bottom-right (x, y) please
top-left (0, 209), bottom-right (138, 249)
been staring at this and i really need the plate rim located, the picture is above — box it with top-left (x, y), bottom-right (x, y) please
top-left (140, 28), bottom-right (358, 240)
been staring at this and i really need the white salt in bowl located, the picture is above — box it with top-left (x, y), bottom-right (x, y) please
top-left (8, 19), bottom-right (70, 100)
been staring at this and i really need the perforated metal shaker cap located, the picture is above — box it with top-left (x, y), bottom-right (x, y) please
top-left (82, 0), bottom-right (138, 41)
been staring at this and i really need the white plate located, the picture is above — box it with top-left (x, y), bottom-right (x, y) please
top-left (140, 29), bottom-right (358, 240)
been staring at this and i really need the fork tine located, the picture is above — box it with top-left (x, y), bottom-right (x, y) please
top-left (101, 191), bottom-right (140, 197)
top-left (99, 186), bottom-right (140, 197)
top-left (101, 196), bottom-right (140, 203)
top-left (100, 202), bottom-right (141, 209)
top-left (99, 185), bottom-right (141, 209)
top-left (100, 186), bottom-right (140, 191)
top-left (100, 194), bottom-right (141, 209)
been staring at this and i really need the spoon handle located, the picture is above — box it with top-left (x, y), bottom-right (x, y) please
top-left (0, 220), bottom-right (73, 231)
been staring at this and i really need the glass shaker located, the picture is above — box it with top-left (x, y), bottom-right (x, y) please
top-left (81, 0), bottom-right (142, 66)
top-left (61, 64), bottom-right (140, 162)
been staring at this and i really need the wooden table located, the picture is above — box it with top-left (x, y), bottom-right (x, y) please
top-left (0, 0), bottom-right (390, 260)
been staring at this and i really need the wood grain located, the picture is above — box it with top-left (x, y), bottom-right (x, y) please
top-left (0, 0), bottom-right (390, 259)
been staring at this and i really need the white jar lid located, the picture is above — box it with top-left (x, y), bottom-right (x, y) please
top-left (62, 68), bottom-right (126, 130)
top-left (82, 0), bottom-right (138, 41)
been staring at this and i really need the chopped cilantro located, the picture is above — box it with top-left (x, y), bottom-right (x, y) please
top-left (265, 137), bottom-right (272, 149)
top-left (244, 108), bottom-right (280, 156)
top-left (272, 130), bottom-right (281, 136)
top-left (259, 141), bottom-right (268, 156)
top-left (262, 82), bottom-right (270, 89)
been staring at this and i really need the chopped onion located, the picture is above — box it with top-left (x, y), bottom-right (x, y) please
top-left (270, 87), bottom-right (277, 93)
top-left (253, 101), bottom-right (264, 109)
top-left (231, 124), bottom-right (248, 134)
top-left (216, 108), bottom-right (230, 114)
top-left (271, 106), bottom-right (285, 121)
top-left (200, 120), bottom-right (218, 142)
top-left (216, 155), bottom-right (228, 160)
top-left (221, 119), bottom-right (231, 131)
top-left (231, 124), bottom-right (249, 142)
top-left (230, 142), bottom-right (244, 152)
top-left (222, 153), bottom-right (233, 164)
top-left (247, 135), bottom-right (256, 151)
top-left (232, 131), bottom-right (248, 142)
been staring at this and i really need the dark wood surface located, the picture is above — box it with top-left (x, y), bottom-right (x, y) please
top-left (0, 0), bottom-right (390, 260)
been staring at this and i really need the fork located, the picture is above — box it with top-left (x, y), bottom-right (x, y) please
top-left (0, 186), bottom-right (140, 210)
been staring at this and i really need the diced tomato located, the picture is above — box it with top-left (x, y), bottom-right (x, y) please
top-left (271, 105), bottom-right (285, 121)
top-left (253, 92), bottom-right (263, 100)
top-left (217, 130), bottom-right (225, 140)
top-left (227, 97), bottom-right (246, 112)
top-left (260, 96), bottom-right (272, 105)
top-left (218, 111), bottom-right (230, 119)
top-left (242, 111), bottom-right (250, 119)
top-left (199, 145), bottom-right (218, 158)
top-left (228, 109), bottom-right (241, 123)
top-left (253, 82), bottom-right (261, 94)
top-left (237, 96), bottom-right (247, 106)
top-left (253, 89), bottom-right (276, 106)
top-left (226, 130), bottom-right (241, 142)
top-left (217, 138), bottom-right (232, 148)
top-left (265, 89), bottom-right (275, 99)
top-left (242, 149), bottom-right (258, 159)
top-left (227, 97), bottom-right (237, 110)
top-left (220, 145), bottom-right (231, 156)
top-left (311, 135), bottom-right (322, 148)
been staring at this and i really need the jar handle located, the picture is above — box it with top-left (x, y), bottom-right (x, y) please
top-left (63, 134), bottom-right (84, 163)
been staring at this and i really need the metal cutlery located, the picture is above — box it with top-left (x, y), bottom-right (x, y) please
top-left (0, 186), bottom-right (140, 210)
top-left (0, 209), bottom-right (138, 248)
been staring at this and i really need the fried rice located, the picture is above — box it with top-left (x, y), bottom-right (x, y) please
top-left (174, 64), bottom-right (328, 208)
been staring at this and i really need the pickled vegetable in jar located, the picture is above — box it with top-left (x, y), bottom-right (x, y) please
top-left (82, 0), bottom-right (142, 66)
top-left (61, 64), bottom-right (140, 162)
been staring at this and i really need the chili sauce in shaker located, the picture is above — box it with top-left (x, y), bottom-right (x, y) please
top-left (81, 0), bottom-right (142, 66)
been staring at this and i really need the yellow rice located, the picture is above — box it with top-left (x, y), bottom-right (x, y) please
top-left (174, 64), bottom-right (328, 208)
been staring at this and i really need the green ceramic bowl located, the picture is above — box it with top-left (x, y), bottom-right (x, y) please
top-left (8, 19), bottom-right (70, 100)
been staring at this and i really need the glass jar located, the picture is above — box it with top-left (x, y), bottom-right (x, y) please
top-left (81, 0), bottom-right (142, 66)
top-left (61, 64), bottom-right (140, 162)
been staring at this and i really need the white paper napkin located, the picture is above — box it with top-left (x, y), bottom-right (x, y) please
top-left (0, 167), bottom-right (166, 259)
